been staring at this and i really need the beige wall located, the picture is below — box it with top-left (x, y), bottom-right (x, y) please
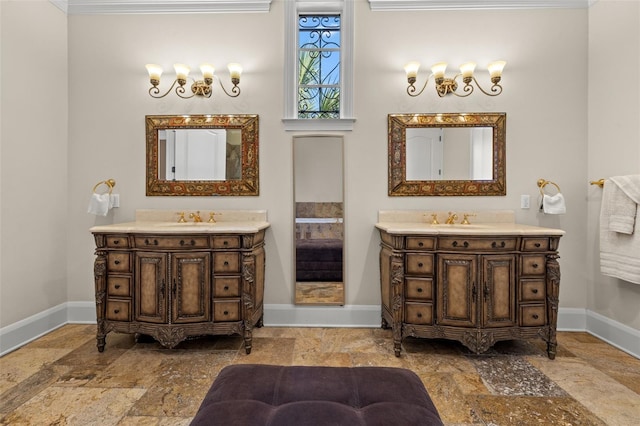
top-left (0, 1), bottom-right (68, 327)
top-left (587, 0), bottom-right (640, 330)
top-left (4, 1), bottom-right (636, 337)
top-left (65, 2), bottom-right (588, 308)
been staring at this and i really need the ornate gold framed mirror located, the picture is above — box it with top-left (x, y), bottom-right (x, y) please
top-left (146, 114), bottom-right (259, 196)
top-left (388, 112), bottom-right (506, 196)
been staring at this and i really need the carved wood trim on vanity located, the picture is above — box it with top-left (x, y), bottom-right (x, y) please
top-left (378, 229), bottom-right (562, 358)
top-left (92, 229), bottom-right (266, 353)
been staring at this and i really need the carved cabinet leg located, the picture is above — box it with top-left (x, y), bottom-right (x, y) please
top-left (96, 333), bottom-right (106, 353)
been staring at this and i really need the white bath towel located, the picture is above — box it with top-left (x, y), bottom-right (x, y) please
top-left (600, 174), bottom-right (640, 284)
top-left (542, 193), bottom-right (566, 214)
top-left (88, 193), bottom-right (110, 216)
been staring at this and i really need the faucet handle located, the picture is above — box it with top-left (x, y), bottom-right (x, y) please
top-left (430, 213), bottom-right (439, 225)
top-left (177, 212), bottom-right (186, 223)
top-left (461, 213), bottom-right (476, 225)
top-left (208, 212), bottom-right (218, 223)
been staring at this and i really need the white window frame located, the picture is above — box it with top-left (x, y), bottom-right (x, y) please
top-left (283, 0), bottom-right (355, 131)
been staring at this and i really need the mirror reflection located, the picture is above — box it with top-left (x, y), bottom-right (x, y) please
top-left (293, 136), bottom-right (345, 305)
top-left (158, 129), bottom-right (242, 181)
top-left (389, 113), bottom-right (506, 196)
top-left (406, 127), bottom-right (493, 181)
top-left (146, 114), bottom-right (259, 196)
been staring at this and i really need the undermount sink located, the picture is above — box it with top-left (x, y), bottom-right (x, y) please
top-left (428, 223), bottom-right (491, 229)
top-left (155, 222), bottom-right (217, 226)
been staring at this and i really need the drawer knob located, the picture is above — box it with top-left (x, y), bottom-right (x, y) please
top-left (114, 309), bottom-right (120, 314)
top-left (535, 242), bottom-right (541, 247)
top-left (418, 242), bottom-right (424, 247)
top-left (417, 313), bottom-right (422, 318)
top-left (532, 263), bottom-right (539, 268)
top-left (224, 286), bottom-right (229, 291)
top-left (115, 284), bottom-right (121, 289)
top-left (223, 310), bottom-right (229, 315)
top-left (224, 261), bottom-right (229, 266)
top-left (223, 240), bottom-right (229, 246)
top-left (113, 240), bottom-right (120, 245)
top-left (532, 314), bottom-right (539, 319)
top-left (452, 241), bottom-right (469, 248)
top-left (418, 262), bottom-right (423, 268)
top-left (417, 287), bottom-right (423, 293)
top-left (114, 260), bottom-right (120, 265)
top-left (491, 241), bottom-right (506, 248)
top-left (145, 239), bottom-right (158, 245)
top-left (532, 288), bottom-right (539, 294)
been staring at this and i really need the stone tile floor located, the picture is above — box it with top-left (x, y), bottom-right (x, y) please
top-left (1, 325), bottom-right (639, 425)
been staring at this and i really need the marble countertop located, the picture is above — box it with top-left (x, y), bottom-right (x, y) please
top-left (376, 210), bottom-right (565, 236)
top-left (90, 209), bottom-right (270, 234)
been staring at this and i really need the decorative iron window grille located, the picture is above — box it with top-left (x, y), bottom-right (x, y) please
top-left (298, 15), bottom-right (341, 119)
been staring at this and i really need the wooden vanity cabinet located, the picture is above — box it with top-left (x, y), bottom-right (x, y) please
top-left (379, 232), bottom-right (561, 359)
top-left (93, 231), bottom-right (265, 353)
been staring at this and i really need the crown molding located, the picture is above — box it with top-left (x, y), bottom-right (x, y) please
top-left (49, 0), bottom-right (272, 15)
top-left (367, 0), bottom-right (598, 11)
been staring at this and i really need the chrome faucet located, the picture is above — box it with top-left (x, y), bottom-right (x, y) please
top-left (445, 212), bottom-right (458, 224)
top-left (189, 211), bottom-right (203, 222)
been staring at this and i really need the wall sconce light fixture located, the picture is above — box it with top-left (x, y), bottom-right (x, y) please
top-left (146, 63), bottom-right (242, 99)
top-left (404, 60), bottom-right (505, 97)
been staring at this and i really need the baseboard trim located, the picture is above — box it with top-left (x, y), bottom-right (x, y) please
top-left (0, 303), bottom-right (69, 356)
top-left (263, 304), bottom-right (381, 327)
top-left (585, 310), bottom-right (640, 358)
top-left (2, 303), bottom-right (637, 359)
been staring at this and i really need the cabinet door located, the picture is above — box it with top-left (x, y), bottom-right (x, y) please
top-left (171, 252), bottom-right (211, 324)
top-left (481, 255), bottom-right (516, 327)
top-left (437, 254), bottom-right (477, 327)
top-left (135, 252), bottom-right (167, 323)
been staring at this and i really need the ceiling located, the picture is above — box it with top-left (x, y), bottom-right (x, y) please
top-left (50, 0), bottom-right (596, 15)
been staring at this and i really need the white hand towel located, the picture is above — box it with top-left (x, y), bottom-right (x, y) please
top-left (607, 175), bottom-right (640, 235)
top-left (88, 193), bottom-right (110, 216)
top-left (543, 193), bottom-right (566, 214)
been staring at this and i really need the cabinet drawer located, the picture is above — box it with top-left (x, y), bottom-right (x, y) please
top-left (438, 237), bottom-right (517, 251)
top-left (406, 237), bottom-right (435, 250)
top-left (405, 278), bottom-right (433, 301)
top-left (105, 300), bottom-right (131, 321)
top-left (521, 255), bottom-right (546, 276)
top-left (107, 252), bottom-right (131, 272)
top-left (106, 235), bottom-right (129, 248)
top-left (405, 302), bottom-right (433, 325)
top-left (134, 236), bottom-right (209, 249)
top-left (214, 300), bottom-right (241, 322)
top-left (406, 254), bottom-right (434, 275)
top-left (520, 305), bottom-right (546, 327)
top-left (107, 275), bottom-right (131, 297)
top-left (521, 238), bottom-right (549, 252)
top-left (520, 279), bottom-right (545, 302)
top-left (213, 236), bottom-right (241, 249)
top-left (214, 276), bottom-right (241, 297)
top-left (214, 253), bottom-right (241, 273)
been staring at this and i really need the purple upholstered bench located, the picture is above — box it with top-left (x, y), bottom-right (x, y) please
top-left (191, 364), bottom-right (443, 425)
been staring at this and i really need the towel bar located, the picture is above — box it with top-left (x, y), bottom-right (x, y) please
top-left (537, 178), bottom-right (561, 195)
top-left (590, 179), bottom-right (605, 188)
top-left (93, 179), bottom-right (116, 194)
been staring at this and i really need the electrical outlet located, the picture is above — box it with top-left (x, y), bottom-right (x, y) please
top-left (520, 194), bottom-right (530, 209)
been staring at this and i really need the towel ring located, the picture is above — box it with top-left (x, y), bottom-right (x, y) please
top-left (93, 179), bottom-right (116, 195)
top-left (537, 178), bottom-right (561, 196)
